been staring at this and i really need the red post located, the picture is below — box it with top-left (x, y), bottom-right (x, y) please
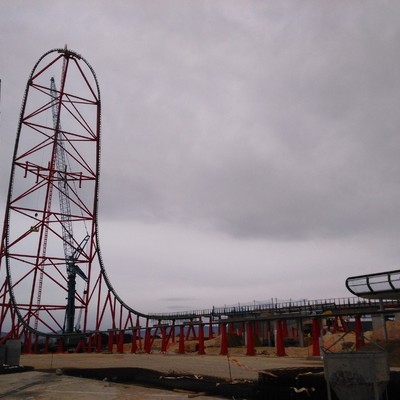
top-left (312, 318), bottom-right (321, 357)
top-left (246, 321), bottom-right (255, 356)
top-left (355, 315), bottom-right (365, 349)
top-left (220, 323), bottom-right (228, 355)
top-left (198, 324), bottom-right (205, 355)
top-left (275, 320), bottom-right (286, 356)
top-left (144, 327), bottom-right (151, 353)
top-left (178, 325), bottom-right (185, 354)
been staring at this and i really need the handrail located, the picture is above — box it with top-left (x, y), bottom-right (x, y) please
top-left (346, 269), bottom-right (400, 299)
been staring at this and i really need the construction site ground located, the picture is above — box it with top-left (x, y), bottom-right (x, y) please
top-left (0, 348), bottom-right (324, 400)
top-left (3, 327), bottom-right (400, 400)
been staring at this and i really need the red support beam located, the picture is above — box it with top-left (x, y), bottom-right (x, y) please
top-left (275, 320), bottom-right (286, 357)
top-left (198, 324), bottom-right (205, 355)
top-left (246, 321), bottom-right (255, 356)
top-left (220, 323), bottom-right (228, 355)
top-left (144, 327), bottom-right (151, 354)
top-left (311, 318), bottom-right (321, 357)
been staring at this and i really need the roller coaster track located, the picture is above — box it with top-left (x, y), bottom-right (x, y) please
top-left (1, 49), bottom-right (400, 354)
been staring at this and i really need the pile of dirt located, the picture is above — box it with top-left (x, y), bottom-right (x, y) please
top-left (365, 320), bottom-right (400, 341)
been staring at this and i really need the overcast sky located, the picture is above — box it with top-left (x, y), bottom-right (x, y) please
top-left (1, 1), bottom-right (400, 314)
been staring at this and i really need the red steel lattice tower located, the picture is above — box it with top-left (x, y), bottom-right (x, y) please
top-left (0, 48), bottom-right (139, 344)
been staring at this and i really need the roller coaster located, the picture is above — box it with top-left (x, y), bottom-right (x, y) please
top-left (1, 48), bottom-right (400, 356)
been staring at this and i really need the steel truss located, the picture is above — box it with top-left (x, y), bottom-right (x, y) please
top-left (0, 48), bottom-right (143, 349)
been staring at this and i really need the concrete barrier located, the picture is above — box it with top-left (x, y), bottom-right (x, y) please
top-left (323, 351), bottom-right (390, 400)
top-left (5, 340), bottom-right (21, 366)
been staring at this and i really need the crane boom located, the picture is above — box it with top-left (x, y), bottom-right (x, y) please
top-left (50, 77), bottom-right (74, 261)
top-left (50, 77), bottom-right (88, 333)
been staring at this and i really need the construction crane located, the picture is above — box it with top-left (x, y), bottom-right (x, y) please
top-left (50, 77), bottom-right (89, 334)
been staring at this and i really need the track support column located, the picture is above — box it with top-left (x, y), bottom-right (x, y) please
top-left (311, 318), bottom-right (321, 357)
top-left (144, 327), bottom-right (151, 353)
top-left (220, 323), bottom-right (228, 355)
top-left (246, 321), bottom-right (255, 356)
top-left (198, 323), bottom-right (205, 355)
top-left (275, 320), bottom-right (286, 356)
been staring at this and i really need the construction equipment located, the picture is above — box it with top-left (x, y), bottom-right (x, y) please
top-left (50, 76), bottom-right (89, 333)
